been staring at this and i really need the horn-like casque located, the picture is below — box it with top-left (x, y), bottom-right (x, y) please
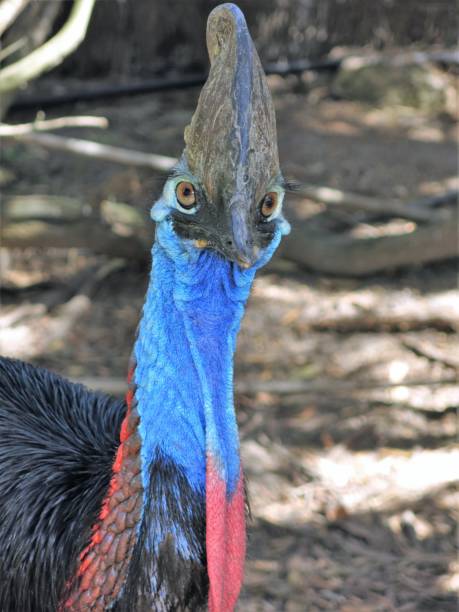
top-left (184, 4), bottom-right (280, 223)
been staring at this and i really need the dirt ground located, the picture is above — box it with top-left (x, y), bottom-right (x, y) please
top-left (1, 80), bottom-right (458, 610)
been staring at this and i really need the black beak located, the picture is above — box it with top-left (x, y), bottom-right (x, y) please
top-left (228, 198), bottom-right (257, 267)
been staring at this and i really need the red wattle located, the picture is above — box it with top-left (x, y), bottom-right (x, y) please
top-left (206, 457), bottom-right (246, 612)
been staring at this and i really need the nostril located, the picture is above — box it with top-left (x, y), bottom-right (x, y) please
top-left (226, 239), bottom-right (233, 247)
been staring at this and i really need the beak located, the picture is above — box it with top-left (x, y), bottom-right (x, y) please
top-left (183, 3), bottom-right (280, 267)
top-left (192, 204), bottom-right (257, 268)
top-left (228, 198), bottom-right (257, 268)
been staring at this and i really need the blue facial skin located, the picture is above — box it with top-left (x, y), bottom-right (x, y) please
top-left (132, 160), bottom-right (289, 557)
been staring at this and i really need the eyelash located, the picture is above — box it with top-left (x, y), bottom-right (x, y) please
top-left (280, 179), bottom-right (300, 193)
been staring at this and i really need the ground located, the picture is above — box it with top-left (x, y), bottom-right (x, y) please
top-left (1, 79), bottom-right (458, 610)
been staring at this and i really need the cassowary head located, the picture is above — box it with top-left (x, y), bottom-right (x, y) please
top-left (152, 3), bottom-right (290, 269)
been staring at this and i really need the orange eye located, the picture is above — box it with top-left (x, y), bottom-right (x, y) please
top-left (176, 181), bottom-right (196, 209)
top-left (260, 192), bottom-right (279, 219)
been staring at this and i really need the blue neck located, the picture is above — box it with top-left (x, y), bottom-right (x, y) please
top-left (133, 221), bottom-right (257, 498)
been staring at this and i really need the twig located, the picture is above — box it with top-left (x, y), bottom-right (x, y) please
top-left (6, 126), bottom-right (452, 225)
top-left (0, 37), bottom-right (26, 63)
top-left (401, 337), bottom-right (459, 372)
top-left (0, 115), bottom-right (108, 136)
top-left (0, 0), bottom-right (96, 93)
top-left (4, 131), bottom-right (177, 172)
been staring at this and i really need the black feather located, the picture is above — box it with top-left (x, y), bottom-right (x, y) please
top-left (0, 357), bottom-right (125, 612)
top-left (117, 453), bottom-right (208, 611)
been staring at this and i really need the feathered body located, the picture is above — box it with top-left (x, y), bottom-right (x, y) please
top-left (0, 357), bottom-right (209, 611)
top-left (0, 358), bottom-right (124, 611)
top-left (0, 4), bottom-right (290, 611)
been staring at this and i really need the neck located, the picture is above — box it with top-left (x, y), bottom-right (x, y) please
top-left (134, 235), bottom-right (254, 496)
top-left (132, 223), bottom-right (258, 610)
top-left (66, 222), bottom-right (282, 611)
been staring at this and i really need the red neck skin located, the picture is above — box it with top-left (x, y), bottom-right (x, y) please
top-left (64, 367), bottom-right (143, 611)
top-left (206, 457), bottom-right (246, 612)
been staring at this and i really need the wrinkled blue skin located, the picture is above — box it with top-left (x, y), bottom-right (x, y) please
top-left (133, 160), bottom-right (290, 557)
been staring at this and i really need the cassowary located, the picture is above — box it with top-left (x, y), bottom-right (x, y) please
top-left (0, 4), bottom-right (290, 611)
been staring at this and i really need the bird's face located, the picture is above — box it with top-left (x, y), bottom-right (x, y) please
top-left (151, 159), bottom-right (289, 268)
top-left (151, 3), bottom-right (289, 269)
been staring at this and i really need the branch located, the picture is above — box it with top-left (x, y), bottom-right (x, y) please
top-left (0, 0), bottom-right (96, 93)
top-left (280, 206), bottom-right (458, 276)
top-left (4, 130), bottom-right (177, 172)
top-left (0, 37), bottom-right (26, 63)
top-left (0, 115), bottom-right (108, 136)
top-left (0, 0), bottom-right (29, 36)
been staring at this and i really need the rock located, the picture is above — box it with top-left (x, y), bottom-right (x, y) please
top-left (333, 63), bottom-right (450, 114)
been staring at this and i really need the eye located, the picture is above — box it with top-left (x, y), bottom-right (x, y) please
top-left (260, 192), bottom-right (279, 219)
top-left (176, 181), bottom-right (196, 209)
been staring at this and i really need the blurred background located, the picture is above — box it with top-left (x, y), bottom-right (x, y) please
top-left (0, 1), bottom-right (458, 609)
